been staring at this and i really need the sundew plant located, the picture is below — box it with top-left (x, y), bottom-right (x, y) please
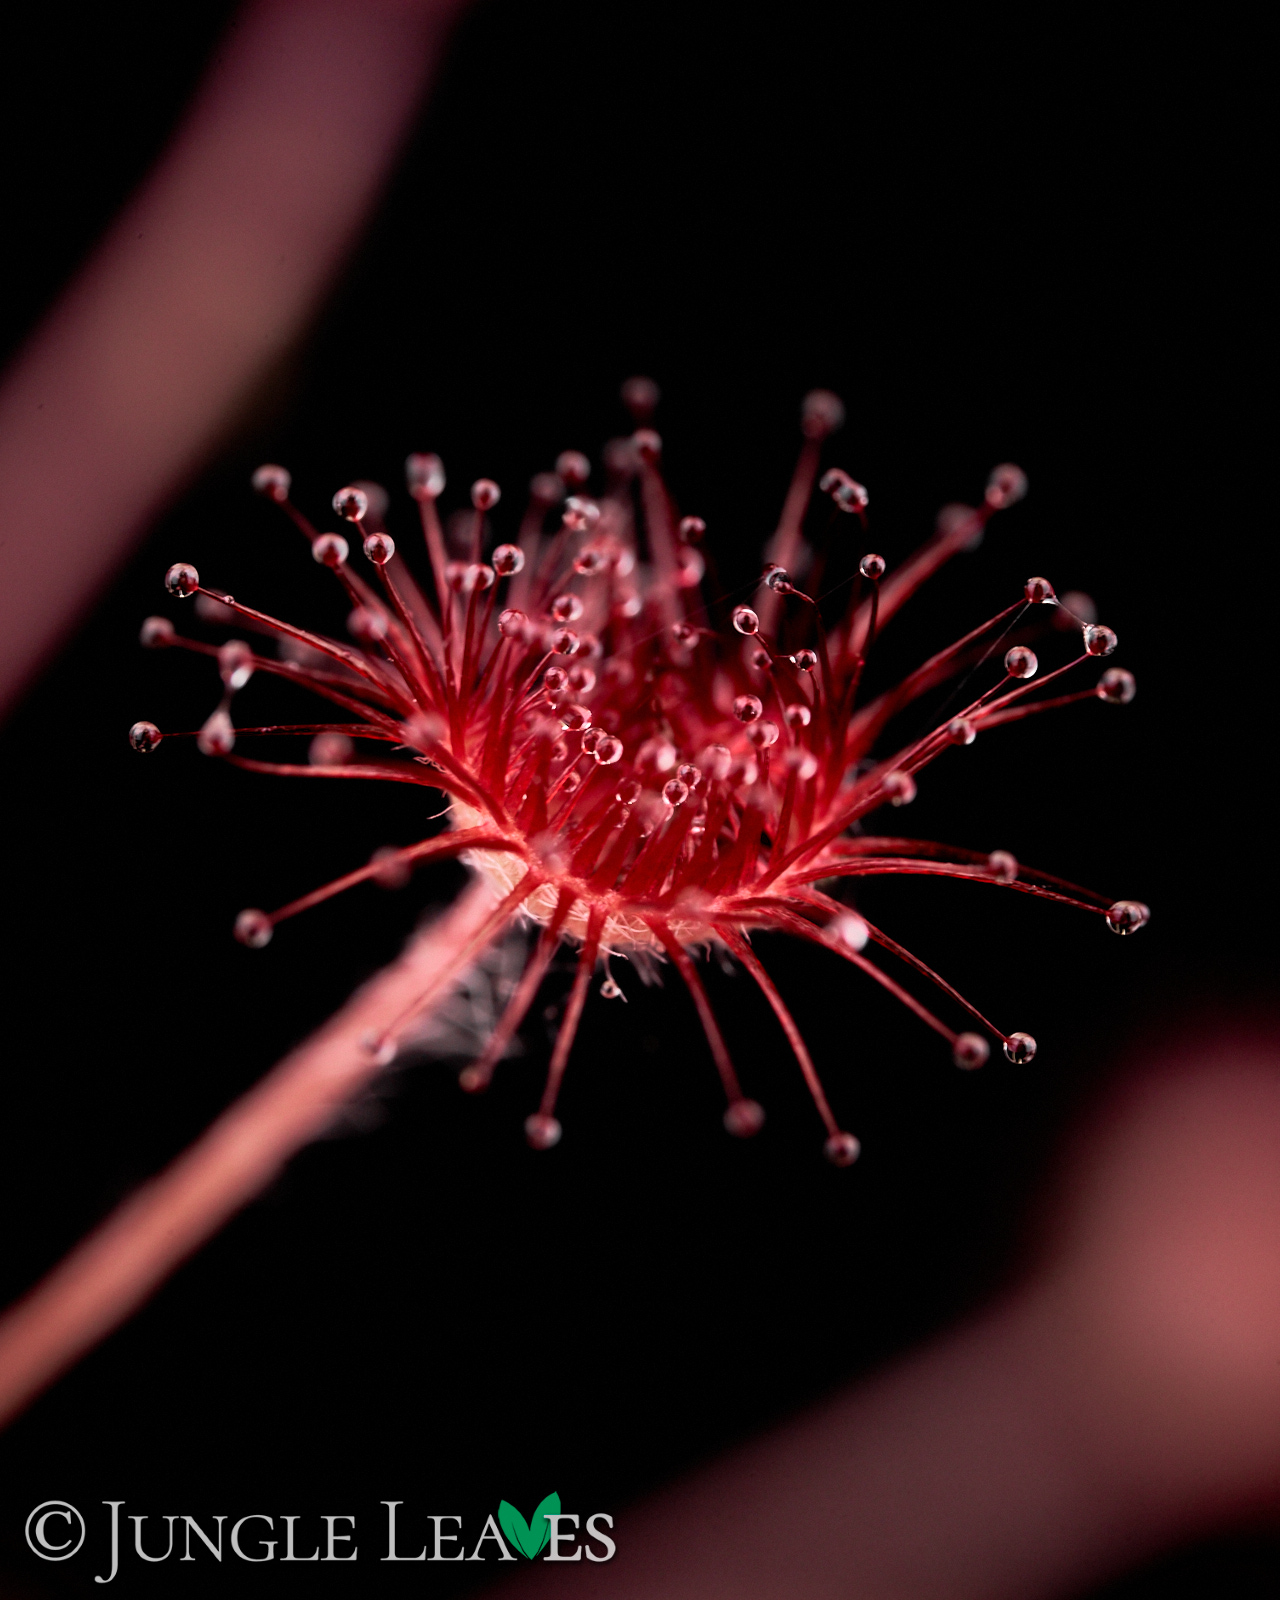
top-left (131, 381), bottom-right (1148, 1162)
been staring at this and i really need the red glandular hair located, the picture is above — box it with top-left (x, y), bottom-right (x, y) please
top-left (130, 385), bottom-right (1148, 1162)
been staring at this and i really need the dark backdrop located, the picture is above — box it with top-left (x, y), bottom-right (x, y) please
top-left (0, 2), bottom-right (1269, 1595)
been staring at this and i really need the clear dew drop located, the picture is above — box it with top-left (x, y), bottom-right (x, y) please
top-left (573, 547), bottom-right (608, 577)
top-left (828, 912), bottom-right (869, 952)
top-left (369, 845), bottom-right (411, 890)
top-left (824, 1131), bottom-right (861, 1167)
top-left (802, 389), bottom-right (845, 439)
top-left (164, 562), bottom-right (199, 599)
top-left (700, 744), bottom-right (732, 781)
top-left (1083, 623), bottom-right (1118, 657)
top-left (948, 717), bottom-right (976, 745)
top-left (819, 467), bottom-right (866, 511)
top-left (859, 553), bottom-right (886, 580)
top-left (310, 732), bottom-right (354, 767)
top-left (883, 770), bottom-right (916, 806)
top-left (953, 1033), bottom-right (990, 1070)
top-left (731, 753), bottom-right (759, 787)
top-left (1097, 667), bottom-right (1136, 704)
top-left (724, 1099), bottom-right (766, 1138)
top-left (1004, 645), bottom-right (1038, 679)
top-left (197, 708), bottom-right (235, 757)
top-left (524, 1113), bottom-right (562, 1150)
top-left (1004, 1032), bottom-right (1037, 1064)
top-left (251, 463), bottom-right (291, 502)
top-left (662, 778), bottom-right (690, 807)
top-left (631, 427), bottom-right (662, 462)
top-left (234, 908), bottom-right (273, 949)
top-left (733, 694), bottom-right (763, 723)
top-left (679, 549), bottom-right (704, 589)
top-left (732, 605), bottom-right (760, 635)
top-left (139, 616), bottom-right (174, 648)
top-left (834, 479), bottom-right (868, 512)
top-left (1025, 575), bottom-right (1056, 604)
top-left (556, 449), bottom-right (591, 487)
top-left (348, 605), bottom-right (390, 643)
top-left (363, 532), bottom-right (395, 565)
top-left (470, 478), bottom-right (501, 511)
top-left (128, 720), bottom-right (162, 754)
top-left (985, 463), bottom-right (1028, 509)
top-left (405, 452), bottom-right (445, 500)
top-left (332, 485), bottom-right (368, 522)
top-left (987, 849), bottom-right (1018, 884)
top-left (562, 496), bottom-right (600, 533)
top-left (784, 747), bottom-right (819, 778)
top-left (621, 375), bottom-right (661, 421)
top-left (1106, 899), bottom-right (1150, 935)
top-left (312, 532), bottom-right (349, 568)
top-left (637, 737), bottom-right (677, 773)
top-left (492, 543), bottom-right (524, 577)
top-left (218, 639), bottom-right (254, 691)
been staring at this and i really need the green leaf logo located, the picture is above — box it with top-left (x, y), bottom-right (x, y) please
top-left (497, 1492), bottom-right (561, 1559)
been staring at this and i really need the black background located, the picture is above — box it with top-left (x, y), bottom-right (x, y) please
top-left (0, 2), bottom-right (1270, 1595)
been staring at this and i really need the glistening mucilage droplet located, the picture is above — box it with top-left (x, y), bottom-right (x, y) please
top-left (953, 1033), bottom-right (989, 1070)
top-left (1106, 900), bottom-right (1150, 935)
top-left (732, 606), bottom-right (760, 636)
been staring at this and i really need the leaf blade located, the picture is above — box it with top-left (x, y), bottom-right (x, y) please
top-left (497, 1500), bottom-right (536, 1559)
top-left (529, 1492), bottom-right (562, 1557)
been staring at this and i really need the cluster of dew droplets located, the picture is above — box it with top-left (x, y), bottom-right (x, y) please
top-left (150, 560), bottom-right (262, 764)
top-left (125, 381), bottom-right (1151, 1164)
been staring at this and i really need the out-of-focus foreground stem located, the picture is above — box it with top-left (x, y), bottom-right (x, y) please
top-left (0, 0), bottom-right (470, 719)
top-left (503, 1042), bottom-right (1280, 1600)
top-left (0, 878), bottom-right (501, 1429)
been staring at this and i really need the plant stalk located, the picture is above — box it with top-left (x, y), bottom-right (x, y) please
top-left (0, 877), bottom-right (503, 1428)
